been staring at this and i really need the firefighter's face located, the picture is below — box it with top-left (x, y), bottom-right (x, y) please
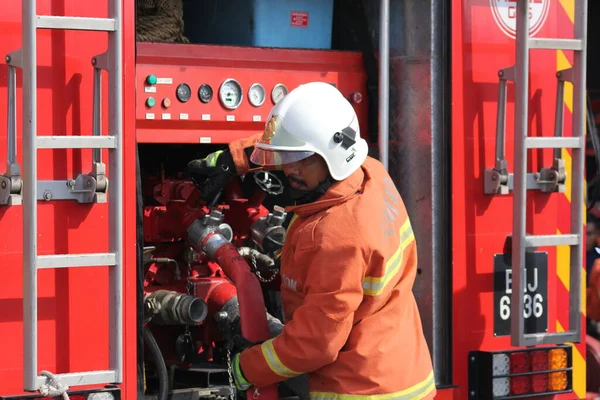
top-left (282, 154), bottom-right (329, 191)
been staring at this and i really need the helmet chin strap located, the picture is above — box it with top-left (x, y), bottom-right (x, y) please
top-left (288, 175), bottom-right (335, 205)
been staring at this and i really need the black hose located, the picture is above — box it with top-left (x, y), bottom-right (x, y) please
top-left (143, 326), bottom-right (169, 400)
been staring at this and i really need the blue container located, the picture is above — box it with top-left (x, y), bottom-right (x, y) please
top-left (183, 0), bottom-right (334, 49)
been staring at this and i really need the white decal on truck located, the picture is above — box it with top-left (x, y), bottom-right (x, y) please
top-left (490, 0), bottom-right (550, 39)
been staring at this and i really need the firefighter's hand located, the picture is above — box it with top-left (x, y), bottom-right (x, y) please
top-left (187, 150), bottom-right (237, 203)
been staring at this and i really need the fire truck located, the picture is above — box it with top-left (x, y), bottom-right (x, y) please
top-left (0, 0), bottom-right (596, 399)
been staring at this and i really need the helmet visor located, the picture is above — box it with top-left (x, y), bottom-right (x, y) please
top-left (249, 148), bottom-right (315, 167)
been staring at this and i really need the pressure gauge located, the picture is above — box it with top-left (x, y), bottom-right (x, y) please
top-left (176, 83), bottom-right (191, 103)
top-left (198, 84), bottom-right (213, 103)
top-left (248, 83), bottom-right (266, 107)
top-left (219, 79), bottom-right (243, 110)
top-left (271, 84), bottom-right (288, 104)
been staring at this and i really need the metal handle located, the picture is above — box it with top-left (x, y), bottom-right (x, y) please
top-left (92, 63), bottom-right (102, 164)
top-left (494, 67), bottom-right (514, 168)
top-left (553, 69), bottom-right (574, 160)
top-left (7, 64), bottom-right (17, 171)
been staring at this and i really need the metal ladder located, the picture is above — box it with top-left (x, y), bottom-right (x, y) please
top-left (484, 0), bottom-right (588, 347)
top-left (1, 0), bottom-right (124, 392)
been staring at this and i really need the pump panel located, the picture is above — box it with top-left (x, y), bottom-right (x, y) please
top-left (135, 43), bottom-right (369, 145)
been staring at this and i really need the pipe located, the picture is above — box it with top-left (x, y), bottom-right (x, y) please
top-left (145, 290), bottom-right (208, 326)
top-left (378, 0), bottom-right (390, 171)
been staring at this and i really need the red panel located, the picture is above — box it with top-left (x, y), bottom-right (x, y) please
top-left (451, 0), bottom-right (577, 398)
top-left (122, 0), bottom-right (138, 398)
top-left (135, 43), bottom-right (368, 145)
top-left (0, 0), bottom-right (137, 398)
top-left (434, 386), bottom-right (459, 400)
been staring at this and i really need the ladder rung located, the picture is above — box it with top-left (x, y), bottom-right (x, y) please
top-left (524, 136), bottom-right (584, 149)
top-left (35, 370), bottom-right (117, 389)
top-left (524, 234), bottom-right (579, 247)
top-left (36, 253), bottom-right (117, 269)
top-left (36, 16), bottom-right (116, 32)
top-left (37, 136), bottom-right (116, 149)
top-left (529, 38), bottom-right (583, 51)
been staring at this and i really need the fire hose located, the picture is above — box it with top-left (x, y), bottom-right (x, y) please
top-left (187, 209), bottom-right (278, 399)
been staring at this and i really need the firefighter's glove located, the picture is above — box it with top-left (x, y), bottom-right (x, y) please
top-left (187, 150), bottom-right (237, 203)
top-left (232, 352), bottom-right (252, 392)
top-left (225, 335), bottom-right (256, 392)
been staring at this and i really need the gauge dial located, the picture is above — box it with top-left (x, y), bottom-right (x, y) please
top-left (219, 79), bottom-right (243, 110)
top-left (176, 83), bottom-right (191, 103)
top-left (198, 84), bottom-right (213, 103)
top-left (248, 83), bottom-right (266, 107)
top-left (271, 84), bottom-right (288, 104)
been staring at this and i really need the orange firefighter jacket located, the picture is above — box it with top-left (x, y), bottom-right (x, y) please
top-left (228, 137), bottom-right (436, 399)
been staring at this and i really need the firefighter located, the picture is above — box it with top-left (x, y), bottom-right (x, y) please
top-left (188, 82), bottom-right (436, 399)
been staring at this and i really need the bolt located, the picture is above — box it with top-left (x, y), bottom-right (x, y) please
top-left (0, 181), bottom-right (5, 189)
top-left (214, 311), bottom-right (228, 321)
top-left (43, 191), bottom-right (52, 201)
top-left (91, 57), bottom-right (97, 66)
top-left (5, 55), bottom-right (11, 63)
top-left (498, 70), bottom-right (504, 77)
top-left (67, 179), bottom-right (76, 189)
top-left (549, 172), bottom-right (556, 179)
top-left (86, 180), bottom-right (92, 188)
top-left (492, 174), bottom-right (498, 181)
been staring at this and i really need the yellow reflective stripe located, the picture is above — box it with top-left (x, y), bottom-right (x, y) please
top-left (287, 213), bottom-right (299, 232)
top-left (362, 219), bottom-right (415, 296)
top-left (310, 370), bottom-right (435, 400)
top-left (260, 338), bottom-right (301, 378)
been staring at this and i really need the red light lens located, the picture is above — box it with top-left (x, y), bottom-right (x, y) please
top-left (511, 376), bottom-right (531, 395)
top-left (531, 351), bottom-right (548, 371)
top-left (532, 374), bottom-right (549, 393)
top-left (510, 352), bottom-right (530, 373)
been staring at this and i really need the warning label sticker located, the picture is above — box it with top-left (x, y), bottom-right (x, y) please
top-left (291, 11), bottom-right (308, 27)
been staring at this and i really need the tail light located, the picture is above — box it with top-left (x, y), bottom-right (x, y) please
top-left (469, 345), bottom-right (572, 398)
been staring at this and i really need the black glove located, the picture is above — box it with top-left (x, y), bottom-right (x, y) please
top-left (187, 150), bottom-right (237, 203)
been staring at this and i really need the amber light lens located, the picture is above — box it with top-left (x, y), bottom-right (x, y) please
top-left (548, 349), bottom-right (568, 391)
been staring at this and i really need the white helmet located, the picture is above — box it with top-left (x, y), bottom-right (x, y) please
top-left (249, 81), bottom-right (369, 181)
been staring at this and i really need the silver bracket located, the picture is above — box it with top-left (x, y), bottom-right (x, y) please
top-left (484, 160), bottom-right (510, 195)
top-left (92, 51), bottom-right (109, 71)
top-left (486, 168), bottom-right (567, 193)
top-left (1, 51), bottom-right (23, 206)
top-left (0, 165), bottom-right (23, 205)
top-left (37, 168), bottom-right (108, 204)
top-left (534, 158), bottom-right (567, 193)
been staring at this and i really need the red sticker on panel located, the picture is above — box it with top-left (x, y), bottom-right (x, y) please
top-left (291, 11), bottom-right (308, 27)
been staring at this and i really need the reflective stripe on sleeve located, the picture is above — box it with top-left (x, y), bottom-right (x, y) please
top-left (260, 338), bottom-right (302, 378)
top-left (310, 370), bottom-right (435, 400)
top-left (362, 219), bottom-right (415, 296)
